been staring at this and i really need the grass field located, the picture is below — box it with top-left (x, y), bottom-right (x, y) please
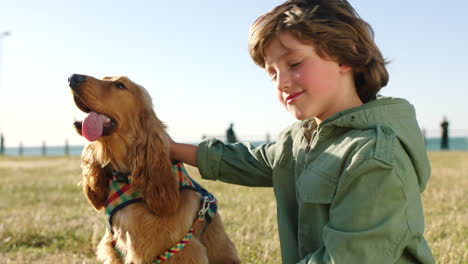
top-left (0, 152), bottom-right (466, 263)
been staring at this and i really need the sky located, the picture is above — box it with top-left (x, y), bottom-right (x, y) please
top-left (0, 0), bottom-right (467, 147)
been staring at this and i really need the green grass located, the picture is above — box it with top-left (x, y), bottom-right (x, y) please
top-left (0, 153), bottom-right (466, 263)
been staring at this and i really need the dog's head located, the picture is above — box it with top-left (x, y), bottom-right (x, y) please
top-left (69, 74), bottom-right (154, 142)
top-left (69, 74), bottom-right (179, 215)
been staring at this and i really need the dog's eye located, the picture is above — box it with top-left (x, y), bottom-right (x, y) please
top-left (114, 82), bottom-right (126, 90)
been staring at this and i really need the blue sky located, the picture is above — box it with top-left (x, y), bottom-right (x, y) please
top-left (0, 0), bottom-right (467, 147)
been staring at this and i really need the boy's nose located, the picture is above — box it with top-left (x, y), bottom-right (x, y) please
top-left (276, 72), bottom-right (292, 92)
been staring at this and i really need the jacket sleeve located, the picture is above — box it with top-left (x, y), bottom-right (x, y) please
top-left (299, 158), bottom-right (411, 264)
top-left (196, 138), bottom-right (275, 187)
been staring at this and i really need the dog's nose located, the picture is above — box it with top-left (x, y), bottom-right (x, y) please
top-left (68, 74), bottom-right (86, 90)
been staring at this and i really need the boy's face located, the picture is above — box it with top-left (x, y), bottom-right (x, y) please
top-left (264, 32), bottom-right (354, 121)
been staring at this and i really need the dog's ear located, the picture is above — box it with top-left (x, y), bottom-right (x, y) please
top-left (81, 143), bottom-right (110, 211)
top-left (131, 114), bottom-right (180, 215)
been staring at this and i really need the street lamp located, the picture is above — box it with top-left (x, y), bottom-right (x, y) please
top-left (0, 31), bottom-right (11, 87)
top-left (0, 30), bottom-right (11, 155)
top-left (0, 30), bottom-right (11, 78)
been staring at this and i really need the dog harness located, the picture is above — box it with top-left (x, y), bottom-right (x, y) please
top-left (105, 162), bottom-right (217, 263)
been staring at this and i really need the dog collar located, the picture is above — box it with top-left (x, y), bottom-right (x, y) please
top-left (112, 170), bottom-right (131, 183)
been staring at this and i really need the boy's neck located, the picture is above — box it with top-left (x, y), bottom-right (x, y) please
top-left (314, 78), bottom-right (363, 125)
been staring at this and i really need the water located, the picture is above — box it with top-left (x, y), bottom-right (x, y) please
top-left (3, 145), bottom-right (85, 156)
top-left (2, 137), bottom-right (467, 156)
top-left (425, 137), bottom-right (468, 151)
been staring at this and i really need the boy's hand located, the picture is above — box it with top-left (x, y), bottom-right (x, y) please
top-left (167, 135), bottom-right (198, 167)
top-left (167, 136), bottom-right (177, 160)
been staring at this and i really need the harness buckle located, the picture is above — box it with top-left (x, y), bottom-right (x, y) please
top-left (198, 196), bottom-right (214, 221)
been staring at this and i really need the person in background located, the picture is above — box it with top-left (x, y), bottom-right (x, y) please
top-left (0, 133), bottom-right (4, 155)
top-left (440, 116), bottom-right (449, 150)
top-left (226, 122), bottom-right (238, 143)
top-left (422, 128), bottom-right (427, 146)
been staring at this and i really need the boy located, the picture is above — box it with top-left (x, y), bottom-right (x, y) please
top-left (170, 0), bottom-right (435, 263)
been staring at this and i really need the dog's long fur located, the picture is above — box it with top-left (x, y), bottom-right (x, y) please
top-left (71, 75), bottom-right (239, 264)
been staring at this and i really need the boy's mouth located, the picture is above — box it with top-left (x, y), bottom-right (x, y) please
top-left (285, 91), bottom-right (304, 104)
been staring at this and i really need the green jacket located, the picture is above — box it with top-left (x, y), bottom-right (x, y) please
top-left (197, 97), bottom-right (435, 264)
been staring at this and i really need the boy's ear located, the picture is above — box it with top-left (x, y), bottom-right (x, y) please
top-left (339, 43), bottom-right (356, 73)
top-left (339, 63), bottom-right (352, 73)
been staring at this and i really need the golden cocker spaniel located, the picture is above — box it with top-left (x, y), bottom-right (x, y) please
top-left (68, 74), bottom-right (240, 264)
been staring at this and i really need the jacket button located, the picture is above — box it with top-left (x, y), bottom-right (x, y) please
top-left (382, 126), bottom-right (393, 135)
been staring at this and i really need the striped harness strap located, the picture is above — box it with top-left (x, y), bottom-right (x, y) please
top-left (104, 162), bottom-right (217, 263)
top-left (175, 163), bottom-right (217, 223)
top-left (105, 172), bottom-right (143, 229)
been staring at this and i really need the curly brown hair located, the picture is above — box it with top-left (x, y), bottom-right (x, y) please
top-left (249, 0), bottom-right (389, 103)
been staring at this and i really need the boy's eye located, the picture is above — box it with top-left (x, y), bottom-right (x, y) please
top-left (289, 61), bottom-right (302, 68)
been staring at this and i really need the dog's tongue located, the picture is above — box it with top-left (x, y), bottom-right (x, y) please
top-left (82, 112), bottom-right (109, 141)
